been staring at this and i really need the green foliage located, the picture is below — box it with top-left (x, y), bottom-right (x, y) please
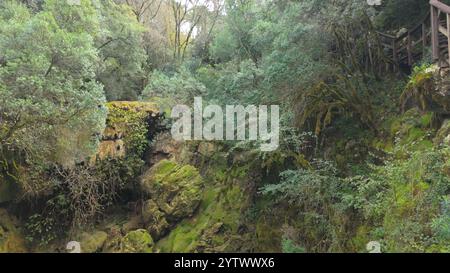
top-left (343, 145), bottom-right (450, 252)
top-left (3, 0), bottom-right (450, 254)
top-left (142, 69), bottom-right (206, 104)
top-left (197, 60), bottom-right (263, 105)
top-left (25, 214), bottom-right (57, 247)
top-left (281, 238), bottom-right (306, 253)
top-left (260, 160), bottom-right (355, 252)
top-left (43, 0), bottom-right (100, 34)
top-left (261, 160), bottom-right (341, 205)
top-left (210, 0), bottom-right (261, 65)
top-left (431, 197), bottom-right (450, 249)
top-left (95, 0), bottom-right (146, 101)
top-left (374, 0), bottom-right (430, 30)
top-left (296, 76), bottom-right (375, 136)
top-left (43, 0), bottom-right (146, 101)
top-left (25, 194), bottom-right (71, 246)
top-left (0, 0), bottom-right (107, 170)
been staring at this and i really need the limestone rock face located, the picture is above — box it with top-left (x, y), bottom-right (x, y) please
top-left (148, 132), bottom-right (183, 165)
top-left (93, 101), bottom-right (162, 161)
top-left (121, 229), bottom-right (154, 253)
top-left (0, 209), bottom-right (27, 253)
top-left (96, 140), bottom-right (126, 160)
top-left (140, 160), bottom-right (204, 239)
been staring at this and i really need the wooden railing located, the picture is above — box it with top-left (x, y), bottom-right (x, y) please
top-left (378, 12), bottom-right (431, 71)
top-left (430, 0), bottom-right (450, 67)
top-left (378, 0), bottom-right (450, 70)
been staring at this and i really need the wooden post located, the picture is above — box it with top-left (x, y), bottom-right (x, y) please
top-left (431, 5), bottom-right (440, 62)
top-left (407, 32), bottom-right (413, 66)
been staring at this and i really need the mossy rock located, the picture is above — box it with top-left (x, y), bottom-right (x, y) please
top-left (93, 101), bottom-right (162, 162)
top-left (79, 231), bottom-right (108, 253)
top-left (156, 182), bottom-right (247, 253)
top-left (0, 209), bottom-right (27, 253)
top-left (102, 226), bottom-right (122, 253)
top-left (121, 229), bottom-right (154, 253)
top-left (104, 101), bottom-right (159, 139)
top-left (141, 160), bottom-right (204, 221)
top-left (142, 199), bottom-right (169, 240)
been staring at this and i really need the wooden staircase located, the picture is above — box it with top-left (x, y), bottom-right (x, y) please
top-left (378, 0), bottom-right (450, 71)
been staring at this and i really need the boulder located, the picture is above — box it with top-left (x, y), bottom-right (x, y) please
top-left (141, 160), bottom-right (204, 221)
top-left (121, 229), bottom-right (153, 253)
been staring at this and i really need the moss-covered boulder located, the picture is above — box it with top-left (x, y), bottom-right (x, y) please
top-left (0, 209), bottom-right (27, 253)
top-left (401, 64), bottom-right (450, 114)
top-left (79, 231), bottom-right (108, 253)
top-left (121, 229), bottom-right (154, 253)
top-left (141, 160), bottom-right (204, 221)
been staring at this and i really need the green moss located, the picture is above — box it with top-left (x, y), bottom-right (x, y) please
top-left (156, 161), bottom-right (248, 253)
top-left (141, 160), bottom-right (204, 220)
top-left (373, 109), bottom-right (435, 157)
top-left (153, 160), bottom-right (178, 177)
top-left (121, 229), bottom-right (154, 253)
top-left (420, 112), bottom-right (433, 128)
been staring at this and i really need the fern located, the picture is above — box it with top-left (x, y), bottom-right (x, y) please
top-left (400, 64), bottom-right (435, 112)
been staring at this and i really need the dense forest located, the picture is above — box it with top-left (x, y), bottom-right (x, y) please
top-left (1, 0), bottom-right (450, 253)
